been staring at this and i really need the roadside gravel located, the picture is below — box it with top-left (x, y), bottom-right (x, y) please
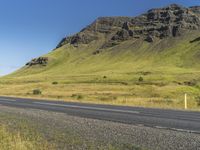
top-left (0, 105), bottom-right (199, 150)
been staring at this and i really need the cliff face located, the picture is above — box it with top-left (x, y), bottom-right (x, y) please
top-left (56, 4), bottom-right (200, 48)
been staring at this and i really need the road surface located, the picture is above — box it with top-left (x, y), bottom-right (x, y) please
top-left (0, 96), bottom-right (199, 134)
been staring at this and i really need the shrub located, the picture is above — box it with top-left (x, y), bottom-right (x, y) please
top-left (121, 82), bottom-right (128, 85)
top-left (77, 95), bottom-right (84, 100)
top-left (33, 89), bottom-right (42, 95)
top-left (138, 76), bottom-right (144, 82)
top-left (57, 96), bottom-right (63, 99)
top-left (195, 96), bottom-right (200, 106)
top-left (99, 96), bottom-right (117, 101)
top-left (164, 99), bottom-right (173, 104)
top-left (184, 80), bottom-right (197, 86)
top-left (52, 81), bottom-right (58, 85)
top-left (71, 94), bottom-right (84, 100)
top-left (71, 94), bottom-right (77, 98)
top-left (103, 76), bottom-right (107, 79)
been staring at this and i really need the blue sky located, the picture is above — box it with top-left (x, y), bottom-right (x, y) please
top-left (0, 0), bottom-right (199, 76)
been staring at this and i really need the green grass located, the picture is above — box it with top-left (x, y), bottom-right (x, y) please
top-left (0, 125), bottom-right (53, 150)
top-left (0, 113), bottom-right (54, 150)
top-left (1, 31), bottom-right (200, 110)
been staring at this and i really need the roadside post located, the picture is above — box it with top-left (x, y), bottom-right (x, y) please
top-left (184, 93), bottom-right (187, 110)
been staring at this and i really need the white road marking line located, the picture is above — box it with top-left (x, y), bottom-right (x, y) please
top-left (154, 126), bottom-right (168, 129)
top-left (0, 99), bottom-right (16, 102)
top-left (33, 102), bottom-right (140, 114)
top-left (170, 128), bottom-right (195, 133)
top-left (154, 126), bottom-right (200, 134)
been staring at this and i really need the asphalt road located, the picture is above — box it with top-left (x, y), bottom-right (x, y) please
top-left (0, 96), bottom-right (200, 134)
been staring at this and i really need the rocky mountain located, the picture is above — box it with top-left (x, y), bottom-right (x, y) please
top-left (56, 4), bottom-right (200, 49)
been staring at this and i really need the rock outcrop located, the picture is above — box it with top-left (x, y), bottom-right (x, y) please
top-left (26, 57), bottom-right (48, 66)
top-left (145, 35), bottom-right (154, 42)
top-left (56, 4), bottom-right (200, 48)
top-left (56, 32), bottom-right (97, 48)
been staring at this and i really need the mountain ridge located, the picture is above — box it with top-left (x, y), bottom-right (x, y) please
top-left (56, 4), bottom-right (200, 49)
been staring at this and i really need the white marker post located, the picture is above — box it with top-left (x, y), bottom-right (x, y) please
top-left (184, 93), bottom-right (187, 110)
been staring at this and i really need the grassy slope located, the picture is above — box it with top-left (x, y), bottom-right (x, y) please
top-left (1, 31), bottom-right (200, 110)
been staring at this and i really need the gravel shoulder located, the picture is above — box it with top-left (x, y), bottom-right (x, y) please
top-left (0, 105), bottom-right (199, 150)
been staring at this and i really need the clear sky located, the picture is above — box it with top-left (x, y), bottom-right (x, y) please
top-left (0, 0), bottom-right (199, 76)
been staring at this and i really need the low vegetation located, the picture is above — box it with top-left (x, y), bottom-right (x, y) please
top-left (0, 125), bottom-right (52, 150)
top-left (33, 89), bottom-right (42, 95)
top-left (195, 96), bottom-right (200, 106)
top-left (138, 77), bottom-right (144, 82)
top-left (71, 94), bottom-right (84, 100)
top-left (52, 81), bottom-right (58, 85)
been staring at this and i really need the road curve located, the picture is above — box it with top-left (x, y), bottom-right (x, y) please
top-left (0, 96), bottom-right (200, 134)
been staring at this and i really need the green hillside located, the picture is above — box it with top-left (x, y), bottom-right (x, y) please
top-left (1, 4), bottom-right (200, 110)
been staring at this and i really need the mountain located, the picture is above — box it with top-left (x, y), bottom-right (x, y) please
top-left (56, 4), bottom-right (200, 48)
top-left (2, 4), bottom-right (200, 109)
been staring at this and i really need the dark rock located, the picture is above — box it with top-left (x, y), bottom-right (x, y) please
top-left (56, 33), bottom-right (98, 48)
top-left (100, 41), bottom-right (119, 49)
top-left (26, 57), bottom-right (48, 66)
top-left (56, 37), bottom-right (70, 48)
top-left (122, 22), bottom-right (131, 30)
top-left (133, 35), bottom-right (140, 39)
top-left (134, 30), bottom-right (143, 35)
top-left (128, 30), bottom-right (134, 36)
top-left (145, 35), bottom-right (154, 42)
top-left (190, 37), bottom-right (200, 43)
top-left (111, 29), bottom-right (130, 41)
top-left (85, 17), bottom-right (133, 33)
top-left (70, 34), bottom-right (81, 44)
top-left (172, 26), bottom-right (181, 37)
top-left (158, 26), bottom-right (172, 38)
top-left (93, 50), bottom-right (102, 55)
top-left (150, 30), bottom-right (161, 37)
top-left (70, 33), bottom-right (98, 45)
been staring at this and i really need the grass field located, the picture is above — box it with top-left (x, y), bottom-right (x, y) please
top-left (0, 126), bottom-right (52, 150)
top-left (0, 114), bottom-right (53, 150)
top-left (1, 31), bottom-right (200, 110)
